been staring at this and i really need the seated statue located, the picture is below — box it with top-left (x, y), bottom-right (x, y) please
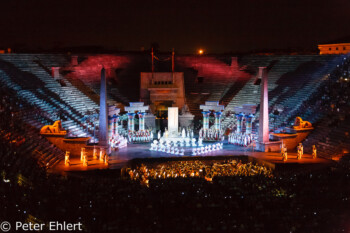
top-left (40, 120), bottom-right (67, 134)
top-left (181, 104), bottom-right (191, 115)
top-left (293, 117), bottom-right (312, 129)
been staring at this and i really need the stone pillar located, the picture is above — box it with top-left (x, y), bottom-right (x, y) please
top-left (235, 113), bottom-right (244, 133)
top-left (71, 55), bottom-right (78, 66)
top-left (99, 68), bottom-right (108, 146)
top-left (138, 112), bottom-right (146, 131)
top-left (168, 107), bottom-right (179, 137)
top-left (202, 111), bottom-right (210, 130)
top-left (245, 114), bottom-right (254, 134)
top-left (214, 112), bottom-right (222, 130)
top-left (258, 67), bottom-right (269, 143)
top-left (127, 113), bottom-right (136, 132)
top-left (52, 67), bottom-right (60, 80)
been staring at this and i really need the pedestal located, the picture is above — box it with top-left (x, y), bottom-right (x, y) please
top-left (255, 141), bottom-right (282, 152)
top-left (179, 113), bottom-right (195, 128)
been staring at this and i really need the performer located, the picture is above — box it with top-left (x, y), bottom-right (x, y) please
top-left (284, 146), bottom-right (288, 161)
top-left (93, 148), bottom-right (98, 160)
top-left (99, 149), bottom-right (104, 162)
top-left (80, 147), bottom-right (85, 161)
top-left (312, 145), bottom-right (317, 159)
top-left (104, 154), bottom-right (109, 166)
top-left (297, 143), bottom-right (303, 160)
top-left (65, 151), bottom-right (70, 166)
top-left (282, 146), bottom-right (287, 162)
top-left (83, 153), bottom-right (88, 166)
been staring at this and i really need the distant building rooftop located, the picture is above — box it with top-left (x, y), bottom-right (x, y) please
top-left (318, 43), bottom-right (350, 55)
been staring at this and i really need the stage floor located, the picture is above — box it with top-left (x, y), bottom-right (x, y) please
top-left (51, 142), bottom-right (332, 173)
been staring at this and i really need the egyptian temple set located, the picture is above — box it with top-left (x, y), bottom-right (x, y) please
top-left (1, 50), bottom-right (349, 170)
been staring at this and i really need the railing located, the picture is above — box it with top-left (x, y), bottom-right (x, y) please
top-left (148, 84), bottom-right (178, 88)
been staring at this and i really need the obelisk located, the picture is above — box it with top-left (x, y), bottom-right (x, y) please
top-left (99, 67), bottom-right (108, 146)
top-left (258, 67), bottom-right (269, 143)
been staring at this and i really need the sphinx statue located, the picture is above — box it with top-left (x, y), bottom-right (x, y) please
top-left (40, 120), bottom-right (67, 134)
top-left (181, 104), bottom-right (190, 115)
top-left (293, 117), bottom-right (312, 129)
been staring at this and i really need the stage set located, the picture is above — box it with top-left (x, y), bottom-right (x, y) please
top-left (38, 58), bottom-right (329, 174)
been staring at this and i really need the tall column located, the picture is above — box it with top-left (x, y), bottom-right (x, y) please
top-left (235, 113), bottom-right (244, 133)
top-left (138, 112), bottom-right (145, 131)
top-left (214, 111), bottom-right (222, 130)
top-left (202, 111), bottom-right (210, 130)
top-left (168, 107), bottom-right (179, 137)
top-left (99, 68), bottom-right (108, 146)
top-left (127, 113), bottom-right (136, 132)
top-left (258, 67), bottom-right (269, 143)
top-left (245, 114), bottom-right (254, 134)
top-left (51, 67), bottom-right (60, 80)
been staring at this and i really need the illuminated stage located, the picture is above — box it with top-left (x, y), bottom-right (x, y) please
top-left (51, 142), bottom-right (332, 173)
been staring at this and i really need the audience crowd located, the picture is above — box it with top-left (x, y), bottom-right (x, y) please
top-left (126, 159), bottom-right (273, 185)
top-left (1, 155), bottom-right (350, 233)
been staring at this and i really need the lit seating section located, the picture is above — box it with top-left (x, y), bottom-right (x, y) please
top-left (64, 54), bottom-right (135, 105)
top-left (0, 54), bottom-right (100, 138)
top-left (0, 88), bottom-right (65, 175)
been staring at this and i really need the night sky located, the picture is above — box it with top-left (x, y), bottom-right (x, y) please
top-left (1, 0), bottom-right (350, 53)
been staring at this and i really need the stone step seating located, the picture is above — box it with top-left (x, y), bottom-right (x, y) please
top-left (220, 55), bottom-right (342, 133)
top-left (0, 115), bottom-right (64, 170)
top-left (0, 54), bottom-right (99, 138)
top-left (226, 55), bottom-right (336, 113)
top-left (17, 89), bottom-right (89, 136)
top-left (177, 57), bottom-right (234, 115)
top-left (302, 115), bottom-right (348, 158)
top-left (274, 56), bottom-right (345, 128)
top-left (62, 54), bottom-right (134, 105)
top-left (270, 56), bottom-right (343, 126)
top-left (178, 56), bottom-right (250, 108)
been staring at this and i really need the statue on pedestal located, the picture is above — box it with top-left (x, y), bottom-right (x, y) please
top-left (40, 120), bottom-right (67, 134)
top-left (293, 117), bottom-right (312, 129)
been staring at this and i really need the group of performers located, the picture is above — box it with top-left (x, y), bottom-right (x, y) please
top-left (109, 134), bottom-right (127, 150)
top-left (281, 143), bottom-right (317, 161)
top-left (128, 130), bottom-right (153, 143)
top-left (192, 143), bottom-right (223, 155)
top-left (64, 147), bottom-right (110, 167)
top-left (228, 133), bottom-right (254, 147)
top-left (199, 128), bottom-right (224, 142)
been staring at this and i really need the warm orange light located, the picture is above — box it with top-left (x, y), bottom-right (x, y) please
top-left (198, 49), bottom-right (204, 55)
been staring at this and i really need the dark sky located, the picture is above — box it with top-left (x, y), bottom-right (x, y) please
top-left (1, 0), bottom-right (350, 53)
